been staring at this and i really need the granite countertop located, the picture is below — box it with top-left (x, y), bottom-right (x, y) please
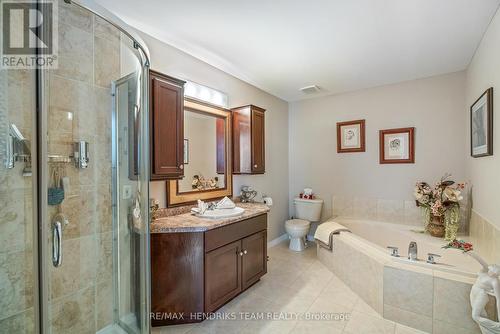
top-left (150, 202), bottom-right (270, 233)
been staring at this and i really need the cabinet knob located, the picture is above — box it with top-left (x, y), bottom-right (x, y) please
top-left (243, 250), bottom-right (248, 255)
top-left (179, 164), bottom-right (184, 170)
top-left (239, 251), bottom-right (244, 256)
top-left (253, 164), bottom-right (258, 168)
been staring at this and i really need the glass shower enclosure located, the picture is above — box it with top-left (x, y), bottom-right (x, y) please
top-left (0, 0), bottom-right (151, 333)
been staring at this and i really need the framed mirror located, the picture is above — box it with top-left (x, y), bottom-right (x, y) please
top-left (166, 98), bottom-right (232, 206)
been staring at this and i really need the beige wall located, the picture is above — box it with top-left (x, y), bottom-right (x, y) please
top-left (465, 7), bottom-right (500, 231)
top-left (142, 32), bottom-right (290, 241)
top-left (289, 72), bottom-right (467, 220)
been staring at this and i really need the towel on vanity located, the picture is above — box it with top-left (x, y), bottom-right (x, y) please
top-left (314, 221), bottom-right (351, 250)
top-left (216, 196), bottom-right (236, 209)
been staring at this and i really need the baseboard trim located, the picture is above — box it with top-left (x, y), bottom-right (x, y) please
top-left (267, 234), bottom-right (288, 248)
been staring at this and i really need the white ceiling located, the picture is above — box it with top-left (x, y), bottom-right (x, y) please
top-left (96, 0), bottom-right (500, 101)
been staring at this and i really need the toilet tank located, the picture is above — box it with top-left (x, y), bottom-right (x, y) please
top-left (294, 198), bottom-right (323, 222)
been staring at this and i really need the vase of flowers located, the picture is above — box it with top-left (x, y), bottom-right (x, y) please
top-left (427, 215), bottom-right (445, 238)
top-left (414, 174), bottom-right (465, 240)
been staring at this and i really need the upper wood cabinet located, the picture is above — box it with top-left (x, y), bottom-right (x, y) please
top-left (232, 105), bottom-right (266, 174)
top-left (150, 70), bottom-right (185, 180)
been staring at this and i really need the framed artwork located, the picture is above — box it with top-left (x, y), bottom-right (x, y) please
top-left (470, 88), bottom-right (493, 158)
top-left (336, 119), bottom-right (366, 153)
top-left (379, 127), bottom-right (415, 164)
top-left (183, 139), bottom-right (189, 164)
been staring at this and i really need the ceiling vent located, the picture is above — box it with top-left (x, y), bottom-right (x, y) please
top-left (299, 85), bottom-right (320, 94)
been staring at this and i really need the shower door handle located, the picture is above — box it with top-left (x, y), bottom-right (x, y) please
top-left (52, 221), bottom-right (62, 267)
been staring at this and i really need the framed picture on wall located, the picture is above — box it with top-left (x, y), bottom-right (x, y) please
top-left (379, 127), bottom-right (415, 164)
top-left (470, 87), bottom-right (493, 158)
top-left (183, 139), bottom-right (189, 164)
top-left (336, 119), bottom-right (366, 153)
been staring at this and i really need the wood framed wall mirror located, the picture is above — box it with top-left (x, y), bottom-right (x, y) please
top-left (167, 98), bottom-right (233, 206)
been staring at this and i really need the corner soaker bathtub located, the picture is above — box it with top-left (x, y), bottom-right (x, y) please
top-left (317, 218), bottom-right (497, 334)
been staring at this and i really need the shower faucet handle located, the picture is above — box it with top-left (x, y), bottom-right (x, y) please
top-left (387, 246), bottom-right (400, 257)
top-left (427, 253), bottom-right (441, 264)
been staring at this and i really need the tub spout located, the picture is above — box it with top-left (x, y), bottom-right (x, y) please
top-left (408, 241), bottom-right (418, 261)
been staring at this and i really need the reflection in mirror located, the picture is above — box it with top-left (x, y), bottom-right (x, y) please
top-left (178, 109), bottom-right (226, 193)
top-left (167, 98), bottom-right (232, 206)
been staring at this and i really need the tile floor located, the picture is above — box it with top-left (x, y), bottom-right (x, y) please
top-left (152, 241), bottom-right (428, 334)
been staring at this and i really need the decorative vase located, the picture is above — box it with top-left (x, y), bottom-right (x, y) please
top-left (427, 215), bottom-right (445, 238)
top-left (444, 221), bottom-right (459, 241)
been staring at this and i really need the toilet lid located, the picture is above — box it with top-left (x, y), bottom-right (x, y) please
top-left (285, 219), bottom-right (310, 227)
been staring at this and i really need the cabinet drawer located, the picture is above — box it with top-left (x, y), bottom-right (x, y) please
top-left (205, 214), bottom-right (267, 252)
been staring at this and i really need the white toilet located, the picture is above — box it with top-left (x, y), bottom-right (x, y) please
top-left (285, 198), bottom-right (323, 251)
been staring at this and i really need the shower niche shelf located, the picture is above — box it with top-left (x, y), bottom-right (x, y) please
top-left (47, 141), bottom-right (89, 168)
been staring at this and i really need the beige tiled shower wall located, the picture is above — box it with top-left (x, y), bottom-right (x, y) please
top-left (332, 194), bottom-right (471, 233)
top-left (0, 69), bottom-right (36, 333)
top-left (469, 210), bottom-right (500, 265)
top-left (45, 2), bottom-right (121, 333)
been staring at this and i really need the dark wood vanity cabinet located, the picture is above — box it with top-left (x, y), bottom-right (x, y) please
top-left (150, 70), bottom-right (185, 180)
top-left (232, 105), bottom-right (266, 174)
top-left (151, 214), bottom-right (267, 326)
top-left (204, 231), bottom-right (267, 311)
top-left (205, 240), bottom-right (242, 312)
top-left (241, 230), bottom-right (267, 289)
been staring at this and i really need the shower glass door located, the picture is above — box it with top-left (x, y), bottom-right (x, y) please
top-left (0, 52), bottom-right (38, 333)
top-left (37, 1), bottom-right (150, 333)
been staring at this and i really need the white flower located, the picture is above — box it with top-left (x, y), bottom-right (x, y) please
top-left (443, 188), bottom-right (462, 202)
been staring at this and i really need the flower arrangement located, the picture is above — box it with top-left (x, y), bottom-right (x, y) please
top-left (442, 239), bottom-right (473, 252)
top-left (192, 174), bottom-right (219, 190)
top-left (414, 173), bottom-right (465, 240)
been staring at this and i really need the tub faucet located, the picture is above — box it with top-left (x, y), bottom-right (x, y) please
top-left (408, 241), bottom-right (418, 261)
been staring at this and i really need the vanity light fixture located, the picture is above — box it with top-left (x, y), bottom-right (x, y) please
top-left (185, 81), bottom-right (228, 108)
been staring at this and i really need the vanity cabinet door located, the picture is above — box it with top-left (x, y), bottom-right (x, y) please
top-left (205, 240), bottom-right (242, 312)
top-left (150, 70), bottom-right (185, 180)
top-left (241, 230), bottom-right (267, 290)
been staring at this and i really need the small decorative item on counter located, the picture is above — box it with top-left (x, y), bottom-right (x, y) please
top-left (150, 199), bottom-right (160, 221)
top-left (299, 187), bottom-right (315, 200)
top-left (442, 239), bottom-right (473, 252)
top-left (240, 186), bottom-right (257, 203)
top-left (414, 173), bottom-right (465, 240)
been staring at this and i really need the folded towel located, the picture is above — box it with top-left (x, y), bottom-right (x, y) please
top-left (314, 221), bottom-right (350, 250)
top-left (196, 199), bottom-right (207, 214)
top-left (216, 196), bottom-right (236, 209)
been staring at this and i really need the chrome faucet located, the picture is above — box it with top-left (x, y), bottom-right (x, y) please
top-left (408, 241), bottom-right (418, 261)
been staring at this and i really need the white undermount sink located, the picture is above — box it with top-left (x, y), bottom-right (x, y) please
top-left (192, 207), bottom-right (245, 219)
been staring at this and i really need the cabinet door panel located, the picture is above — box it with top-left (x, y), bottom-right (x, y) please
top-left (251, 109), bottom-right (265, 173)
top-left (205, 240), bottom-right (242, 312)
top-left (150, 232), bottom-right (204, 325)
top-left (232, 107), bottom-right (251, 174)
top-left (241, 230), bottom-right (267, 290)
top-left (150, 72), bottom-right (184, 179)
